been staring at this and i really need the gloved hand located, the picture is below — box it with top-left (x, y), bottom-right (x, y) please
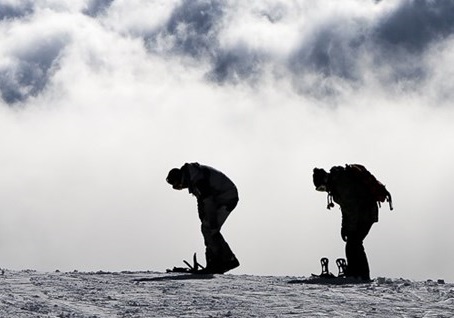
top-left (341, 227), bottom-right (348, 242)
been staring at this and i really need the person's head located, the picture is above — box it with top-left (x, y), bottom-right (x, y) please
top-left (313, 168), bottom-right (329, 192)
top-left (166, 168), bottom-right (186, 190)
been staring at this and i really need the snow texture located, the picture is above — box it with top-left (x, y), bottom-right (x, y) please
top-left (0, 270), bottom-right (453, 317)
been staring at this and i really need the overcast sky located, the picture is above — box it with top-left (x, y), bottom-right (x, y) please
top-left (1, 0), bottom-right (454, 281)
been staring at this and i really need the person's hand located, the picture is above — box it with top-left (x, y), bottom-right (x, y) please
top-left (341, 227), bottom-right (348, 242)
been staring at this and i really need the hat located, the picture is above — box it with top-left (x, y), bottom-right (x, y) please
top-left (166, 168), bottom-right (182, 185)
top-left (313, 168), bottom-right (328, 188)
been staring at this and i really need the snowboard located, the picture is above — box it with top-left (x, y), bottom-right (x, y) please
top-left (288, 257), bottom-right (370, 285)
top-left (288, 275), bottom-right (371, 285)
top-left (132, 253), bottom-right (214, 282)
top-left (133, 273), bottom-right (214, 282)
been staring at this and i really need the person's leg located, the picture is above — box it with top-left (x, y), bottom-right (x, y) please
top-left (214, 205), bottom-right (239, 271)
top-left (345, 223), bottom-right (373, 280)
top-left (199, 198), bottom-right (238, 273)
top-left (345, 238), bottom-right (369, 279)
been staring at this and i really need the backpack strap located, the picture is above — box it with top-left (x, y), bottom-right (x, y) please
top-left (379, 190), bottom-right (393, 211)
top-left (386, 190), bottom-right (393, 211)
top-left (326, 193), bottom-right (334, 210)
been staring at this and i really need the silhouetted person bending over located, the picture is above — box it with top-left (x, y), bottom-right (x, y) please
top-left (166, 162), bottom-right (240, 274)
top-left (313, 164), bottom-right (392, 281)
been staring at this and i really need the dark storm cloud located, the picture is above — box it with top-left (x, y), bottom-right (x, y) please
top-left (142, 0), bottom-right (454, 92)
top-left (208, 47), bottom-right (263, 83)
top-left (292, 0), bottom-right (454, 78)
top-left (0, 2), bottom-right (34, 20)
top-left (2, 0), bottom-right (454, 105)
top-left (290, 22), bottom-right (366, 81)
top-left (0, 34), bottom-right (67, 104)
top-left (145, 0), bottom-right (264, 83)
top-left (375, 0), bottom-right (454, 52)
top-left (148, 0), bottom-right (223, 58)
top-left (287, 0), bottom-right (454, 98)
top-left (147, 1), bottom-right (317, 82)
top-left (366, 0), bottom-right (454, 87)
top-left (83, 0), bottom-right (115, 18)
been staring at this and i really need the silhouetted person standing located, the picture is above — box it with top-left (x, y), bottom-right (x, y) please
top-left (166, 162), bottom-right (240, 274)
top-left (313, 164), bottom-right (392, 281)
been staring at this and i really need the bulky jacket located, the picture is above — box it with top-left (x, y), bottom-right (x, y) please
top-left (328, 166), bottom-right (379, 232)
top-left (180, 162), bottom-right (239, 211)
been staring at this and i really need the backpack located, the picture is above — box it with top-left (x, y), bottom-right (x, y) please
top-left (345, 164), bottom-right (393, 210)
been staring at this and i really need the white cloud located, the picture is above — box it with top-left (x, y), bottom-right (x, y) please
top-left (102, 0), bottom-right (179, 35)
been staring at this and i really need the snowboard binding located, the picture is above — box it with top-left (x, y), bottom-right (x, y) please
top-left (336, 258), bottom-right (347, 278)
top-left (315, 257), bottom-right (347, 279)
top-left (319, 257), bottom-right (335, 278)
top-left (166, 253), bottom-right (205, 273)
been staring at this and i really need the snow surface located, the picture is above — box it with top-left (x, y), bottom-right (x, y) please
top-left (0, 270), bottom-right (453, 317)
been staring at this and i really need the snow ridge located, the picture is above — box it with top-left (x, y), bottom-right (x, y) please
top-left (0, 270), bottom-right (452, 317)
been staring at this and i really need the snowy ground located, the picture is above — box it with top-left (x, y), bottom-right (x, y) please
top-left (0, 270), bottom-right (453, 317)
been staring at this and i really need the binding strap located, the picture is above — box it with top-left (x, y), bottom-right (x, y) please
top-left (327, 193), bottom-right (334, 210)
top-left (386, 191), bottom-right (393, 211)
